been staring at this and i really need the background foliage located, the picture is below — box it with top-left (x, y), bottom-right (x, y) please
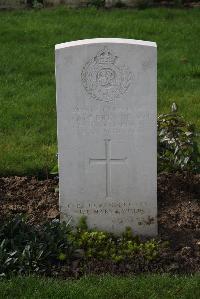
top-left (158, 103), bottom-right (200, 173)
top-left (0, 8), bottom-right (200, 176)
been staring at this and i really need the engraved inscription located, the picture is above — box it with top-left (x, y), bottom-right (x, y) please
top-left (72, 105), bottom-right (154, 136)
top-left (64, 201), bottom-right (149, 210)
top-left (81, 47), bottom-right (132, 102)
top-left (79, 208), bottom-right (144, 215)
top-left (63, 201), bottom-right (148, 216)
top-left (89, 139), bottom-right (127, 199)
top-left (62, 200), bottom-right (156, 230)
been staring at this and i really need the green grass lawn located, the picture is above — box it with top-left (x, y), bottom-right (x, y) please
top-left (0, 7), bottom-right (200, 176)
top-left (0, 274), bottom-right (199, 299)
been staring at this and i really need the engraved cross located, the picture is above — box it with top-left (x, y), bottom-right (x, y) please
top-left (89, 139), bottom-right (127, 199)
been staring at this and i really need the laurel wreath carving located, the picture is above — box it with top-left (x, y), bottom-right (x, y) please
top-left (81, 47), bottom-right (133, 102)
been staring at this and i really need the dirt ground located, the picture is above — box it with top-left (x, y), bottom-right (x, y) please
top-left (0, 173), bottom-right (199, 274)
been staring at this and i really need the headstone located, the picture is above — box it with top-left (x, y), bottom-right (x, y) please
top-left (55, 38), bottom-right (157, 236)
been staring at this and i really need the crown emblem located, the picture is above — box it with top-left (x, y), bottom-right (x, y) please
top-left (94, 47), bottom-right (117, 65)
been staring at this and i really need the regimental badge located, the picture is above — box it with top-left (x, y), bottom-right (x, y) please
top-left (81, 47), bottom-right (132, 102)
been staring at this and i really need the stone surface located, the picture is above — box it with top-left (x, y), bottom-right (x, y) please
top-left (55, 38), bottom-right (157, 236)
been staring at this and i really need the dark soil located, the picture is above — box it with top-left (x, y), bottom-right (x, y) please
top-left (0, 173), bottom-right (199, 275)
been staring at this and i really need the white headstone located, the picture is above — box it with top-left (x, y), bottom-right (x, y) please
top-left (55, 38), bottom-right (157, 236)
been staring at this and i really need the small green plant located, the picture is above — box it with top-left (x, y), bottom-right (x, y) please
top-left (0, 215), bottom-right (160, 277)
top-left (77, 216), bottom-right (88, 231)
top-left (50, 164), bottom-right (58, 175)
top-left (0, 215), bottom-right (73, 277)
top-left (72, 220), bottom-right (159, 262)
top-left (32, 0), bottom-right (44, 9)
top-left (50, 153), bottom-right (59, 176)
top-left (158, 103), bottom-right (200, 173)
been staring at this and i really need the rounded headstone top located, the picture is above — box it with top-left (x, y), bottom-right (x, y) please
top-left (55, 38), bottom-right (157, 50)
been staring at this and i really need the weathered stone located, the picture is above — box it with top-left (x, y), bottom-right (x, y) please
top-left (55, 38), bottom-right (157, 236)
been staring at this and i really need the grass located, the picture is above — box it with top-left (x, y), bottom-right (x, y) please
top-left (0, 7), bottom-right (200, 176)
top-left (0, 274), bottom-right (200, 299)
